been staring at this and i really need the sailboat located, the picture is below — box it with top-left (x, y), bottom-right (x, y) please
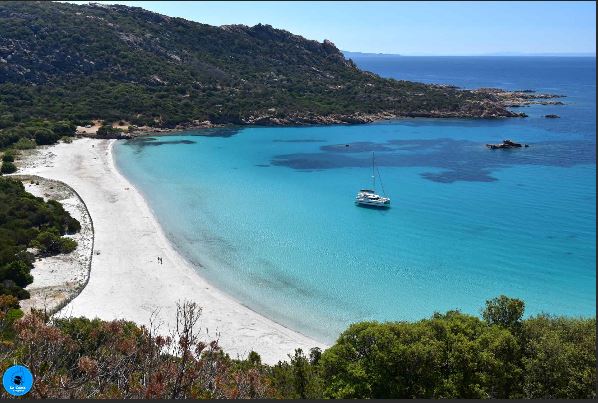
top-left (355, 152), bottom-right (391, 208)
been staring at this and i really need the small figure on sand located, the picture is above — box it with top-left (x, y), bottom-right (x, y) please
top-left (157, 256), bottom-right (163, 264)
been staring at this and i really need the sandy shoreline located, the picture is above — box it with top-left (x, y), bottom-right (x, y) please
top-left (17, 137), bottom-right (327, 364)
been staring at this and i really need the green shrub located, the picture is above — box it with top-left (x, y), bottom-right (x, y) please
top-left (0, 295), bottom-right (24, 341)
top-left (97, 125), bottom-right (122, 137)
top-left (0, 260), bottom-right (34, 288)
top-left (317, 298), bottom-right (595, 399)
top-left (0, 161), bottom-right (17, 174)
top-left (32, 231), bottom-right (60, 255)
top-left (31, 230), bottom-right (78, 255)
top-left (2, 154), bottom-right (14, 163)
top-left (34, 128), bottom-right (61, 145)
top-left (521, 315), bottom-right (597, 398)
top-left (13, 138), bottom-right (36, 150)
top-left (59, 237), bottom-right (78, 253)
top-left (66, 217), bottom-right (81, 234)
top-left (52, 120), bottom-right (76, 136)
top-left (0, 282), bottom-right (29, 301)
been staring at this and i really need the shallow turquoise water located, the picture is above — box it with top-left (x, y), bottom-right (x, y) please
top-left (114, 121), bottom-right (595, 342)
top-left (114, 58), bottom-right (595, 342)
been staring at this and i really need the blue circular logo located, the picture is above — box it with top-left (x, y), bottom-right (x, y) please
top-left (3, 365), bottom-right (33, 396)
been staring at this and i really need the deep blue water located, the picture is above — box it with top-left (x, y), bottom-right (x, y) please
top-left (352, 56), bottom-right (596, 141)
top-left (115, 57), bottom-right (596, 343)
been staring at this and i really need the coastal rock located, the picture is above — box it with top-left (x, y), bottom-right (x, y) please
top-left (475, 88), bottom-right (566, 108)
top-left (486, 139), bottom-right (529, 149)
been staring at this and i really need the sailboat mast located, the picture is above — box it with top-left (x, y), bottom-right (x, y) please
top-left (372, 152), bottom-right (376, 192)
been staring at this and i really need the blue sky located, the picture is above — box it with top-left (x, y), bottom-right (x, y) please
top-left (67, 1), bottom-right (596, 55)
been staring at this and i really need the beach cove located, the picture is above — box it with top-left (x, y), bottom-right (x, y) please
top-left (17, 137), bottom-right (326, 364)
top-left (11, 55), bottom-right (596, 357)
top-left (114, 120), bottom-right (596, 343)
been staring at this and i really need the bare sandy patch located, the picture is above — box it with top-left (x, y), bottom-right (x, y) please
top-left (75, 119), bottom-right (102, 135)
top-left (111, 120), bottom-right (131, 132)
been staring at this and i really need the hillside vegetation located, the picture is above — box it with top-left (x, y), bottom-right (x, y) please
top-left (0, 1), bottom-right (519, 149)
top-left (0, 177), bottom-right (80, 301)
top-left (0, 296), bottom-right (595, 399)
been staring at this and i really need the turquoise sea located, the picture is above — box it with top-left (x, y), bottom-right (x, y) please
top-left (114, 57), bottom-right (596, 343)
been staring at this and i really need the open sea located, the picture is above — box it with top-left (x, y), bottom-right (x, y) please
top-left (114, 56), bottom-right (596, 343)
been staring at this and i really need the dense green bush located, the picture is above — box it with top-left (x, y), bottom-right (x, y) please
top-left (34, 128), bottom-right (61, 146)
top-left (0, 178), bottom-right (81, 301)
top-left (12, 138), bottom-right (36, 150)
top-left (0, 119), bottom-right (79, 150)
top-left (0, 282), bottom-right (29, 300)
top-left (0, 261), bottom-right (33, 289)
top-left (1, 154), bottom-right (14, 163)
top-left (0, 161), bottom-right (16, 174)
top-left (97, 125), bottom-right (123, 137)
top-left (31, 230), bottom-right (78, 256)
top-left (315, 296), bottom-right (595, 399)
top-left (51, 121), bottom-right (77, 136)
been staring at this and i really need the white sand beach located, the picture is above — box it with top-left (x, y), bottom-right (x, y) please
top-left (17, 137), bottom-right (327, 364)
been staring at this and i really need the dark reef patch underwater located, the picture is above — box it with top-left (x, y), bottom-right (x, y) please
top-left (271, 138), bottom-right (596, 183)
top-left (126, 137), bottom-right (197, 151)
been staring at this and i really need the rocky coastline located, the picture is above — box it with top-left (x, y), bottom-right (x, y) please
top-left (474, 88), bottom-right (566, 107)
top-left (80, 87), bottom-right (564, 139)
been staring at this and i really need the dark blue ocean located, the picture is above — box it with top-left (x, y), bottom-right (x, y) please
top-left (115, 57), bottom-right (596, 343)
top-left (351, 56), bottom-right (596, 142)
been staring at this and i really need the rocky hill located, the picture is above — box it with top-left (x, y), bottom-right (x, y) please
top-left (0, 1), bottom-right (522, 130)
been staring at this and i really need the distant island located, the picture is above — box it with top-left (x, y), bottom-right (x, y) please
top-left (342, 51), bottom-right (403, 58)
top-left (0, 0), bottom-right (565, 149)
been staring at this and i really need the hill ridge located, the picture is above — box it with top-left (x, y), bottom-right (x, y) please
top-left (0, 1), bottom-right (521, 131)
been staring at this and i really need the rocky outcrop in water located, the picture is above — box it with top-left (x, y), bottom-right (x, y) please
top-left (475, 88), bottom-right (566, 107)
top-left (486, 139), bottom-right (529, 149)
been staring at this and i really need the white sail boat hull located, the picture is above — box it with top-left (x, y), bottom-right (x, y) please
top-left (355, 153), bottom-right (392, 208)
top-left (355, 192), bottom-right (391, 208)
top-left (355, 199), bottom-right (391, 208)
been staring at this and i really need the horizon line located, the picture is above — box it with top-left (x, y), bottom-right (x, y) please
top-left (343, 51), bottom-right (597, 57)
